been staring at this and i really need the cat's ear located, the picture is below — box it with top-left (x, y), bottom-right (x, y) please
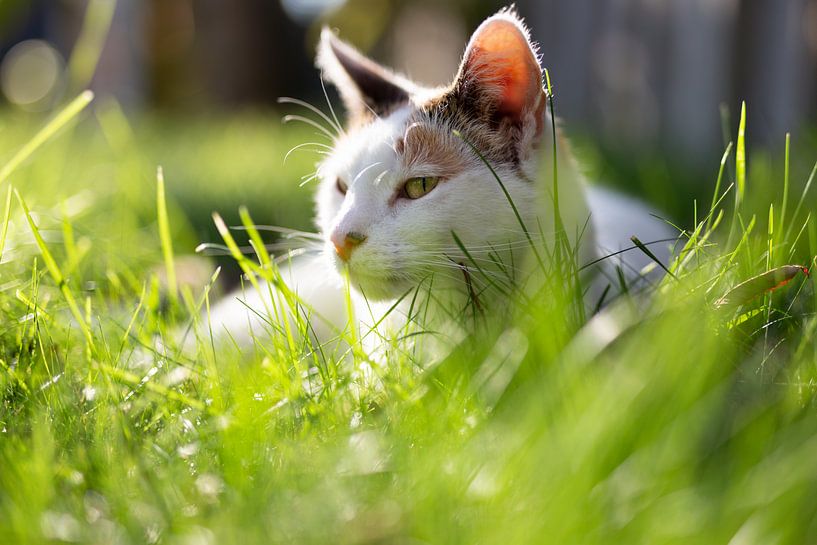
top-left (451, 10), bottom-right (546, 136)
top-left (317, 28), bottom-right (413, 123)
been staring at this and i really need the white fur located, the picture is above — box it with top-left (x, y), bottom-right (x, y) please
top-left (317, 106), bottom-right (557, 302)
top-left (205, 109), bottom-right (673, 348)
top-left (205, 10), bottom-right (676, 349)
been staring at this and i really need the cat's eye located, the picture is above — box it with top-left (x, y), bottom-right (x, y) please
top-left (402, 176), bottom-right (439, 200)
top-left (336, 177), bottom-right (348, 195)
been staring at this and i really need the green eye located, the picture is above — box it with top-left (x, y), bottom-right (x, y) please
top-left (403, 176), bottom-right (440, 199)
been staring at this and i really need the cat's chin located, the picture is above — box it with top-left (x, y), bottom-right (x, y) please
top-left (327, 254), bottom-right (413, 301)
top-left (348, 271), bottom-right (411, 302)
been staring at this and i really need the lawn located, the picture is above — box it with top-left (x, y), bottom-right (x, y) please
top-left (1, 93), bottom-right (817, 545)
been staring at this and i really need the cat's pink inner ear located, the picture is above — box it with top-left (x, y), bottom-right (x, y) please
top-left (463, 17), bottom-right (543, 122)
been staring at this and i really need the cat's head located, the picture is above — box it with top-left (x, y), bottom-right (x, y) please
top-left (314, 8), bottom-right (550, 301)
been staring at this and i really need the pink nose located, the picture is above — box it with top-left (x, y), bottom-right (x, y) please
top-left (331, 231), bottom-right (367, 262)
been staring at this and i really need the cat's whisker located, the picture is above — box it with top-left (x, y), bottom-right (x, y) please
top-left (278, 96), bottom-right (344, 137)
top-left (285, 149), bottom-right (331, 161)
top-left (408, 240), bottom-right (535, 254)
top-left (196, 240), bottom-right (321, 257)
top-left (274, 247), bottom-right (321, 263)
top-left (373, 168), bottom-right (390, 186)
top-left (438, 254), bottom-right (518, 275)
top-left (410, 258), bottom-right (512, 281)
top-left (479, 226), bottom-right (560, 240)
top-left (230, 224), bottom-right (324, 241)
top-left (404, 233), bottom-right (554, 248)
top-left (267, 240), bottom-right (323, 251)
top-left (578, 237), bottom-right (680, 271)
top-left (417, 252), bottom-right (514, 267)
top-left (400, 268), bottom-right (463, 284)
top-left (195, 242), bottom-right (232, 255)
top-left (352, 162), bottom-right (386, 186)
top-left (420, 242), bottom-right (530, 253)
top-left (282, 115), bottom-right (336, 141)
top-left (319, 75), bottom-right (346, 138)
top-left (299, 173), bottom-right (320, 187)
top-left (284, 142), bottom-right (334, 164)
top-left (470, 231), bottom-right (557, 244)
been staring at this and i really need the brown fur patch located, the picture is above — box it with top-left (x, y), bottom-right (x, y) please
top-left (403, 10), bottom-right (547, 171)
top-left (417, 90), bottom-right (524, 169)
top-left (399, 119), bottom-right (471, 176)
top-left (393, 136), bottom-right (405, 155)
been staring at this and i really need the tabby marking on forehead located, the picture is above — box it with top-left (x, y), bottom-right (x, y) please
top-left (400, 120), bottom-right (472, 175)
top-left (416, 93), bottom-right (527, 170)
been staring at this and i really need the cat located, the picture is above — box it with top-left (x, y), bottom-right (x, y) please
top-left (206, 7), bottom-right (675, 352)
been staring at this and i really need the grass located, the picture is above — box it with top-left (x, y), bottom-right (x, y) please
top-left (0, 89), bottom-right (816, 545)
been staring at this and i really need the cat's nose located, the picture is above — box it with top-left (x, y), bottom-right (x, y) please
top-left (331, 231), bottom-right (367, 262)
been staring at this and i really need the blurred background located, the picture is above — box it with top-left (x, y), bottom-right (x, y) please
top-left (1, 0), bottom-right (816, 263)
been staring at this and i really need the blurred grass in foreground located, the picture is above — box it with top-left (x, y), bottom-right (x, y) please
top-left (0, 94), bottom-right (816, 545)
top-left (0, 105), bottom-right (318, 285)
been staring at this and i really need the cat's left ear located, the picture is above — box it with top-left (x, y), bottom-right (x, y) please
top-left (451, 10), bottom-right (546, 138)
top-left (317, 28), bottom-right (414, 123)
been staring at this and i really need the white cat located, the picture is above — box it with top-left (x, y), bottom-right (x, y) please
top-left (207, 8), bottom-right (674, 350)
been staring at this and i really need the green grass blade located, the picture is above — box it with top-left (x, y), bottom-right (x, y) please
top-left (810, 218), bottom-right (817, 311)
top-left (630, 236), bottom-right (676, 279)
top-left (779, 133), bottom-right (791, 238)
top-left (767, 204), bottom-right (774, 269)
top-left (67, 0), bottom-right (117, 90)
top-left (719, 102), bottom-right (736, 184)
top-left (735, 101), bottom-right (747, 207)
top-left (213, 213), bottom-right (258, 273)
top-left (784, 159), bottom-right (817, 243)
top-left (239, 206), bottom-right (272, 267)
top-left (237, 206), bottom-right (304, 357)
top-left (715, 265), bottom-right (808, 310)
top-left (0, 186), bottom-right (12, 262)
top-left (544, 68), bottom-right (563, 235)
top-left (0, 91), bottom-right (94, 185)
top-left (15, 190), bottom-right (95, 353)
top-left (156, 166), bottom-right (177, 304)
top-left (60, 200), bottom-right (84, 276)
top-left (452, 129), bottom-right (545, 270)
top-left (117, 282), bottom-right (147, 362)
top-left (451, 230), bottom-right (510, 299)
top-left (96, 362), bottom-right (207, 412)
top-left (212, 212), bottom-right (278, 329)
top-left (707, 142), bottom-right (733, 232)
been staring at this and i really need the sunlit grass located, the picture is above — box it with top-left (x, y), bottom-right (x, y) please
top-left (0, 89), bottom-right (816, 545)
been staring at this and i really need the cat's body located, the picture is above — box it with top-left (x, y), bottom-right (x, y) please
top-left (207, 9), bottom-right (674, 351)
